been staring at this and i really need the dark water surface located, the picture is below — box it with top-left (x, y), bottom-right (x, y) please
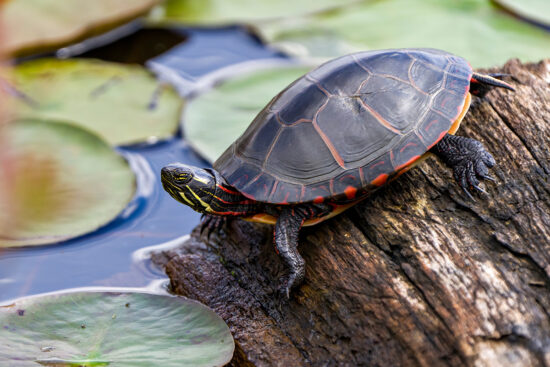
top-left (0, 27), bottom-right (287, 302)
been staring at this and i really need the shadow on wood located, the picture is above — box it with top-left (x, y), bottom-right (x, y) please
top-left (153, 58), bottom-right (550, 367)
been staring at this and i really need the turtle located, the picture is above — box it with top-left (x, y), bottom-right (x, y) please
top-left (161, 48), bottom-right (514, 297)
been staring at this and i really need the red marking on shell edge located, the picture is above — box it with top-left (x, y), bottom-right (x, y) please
top-left (395, 155), bottom-right (421, 171)
top-left (281, 192), bottom-right (290, 204)
top-left (370, 161), bottom-right (385, 169)
top-left (400, 142), bottom-right (417, 153)
top-left (424, 119), bottom-right (438, 132)
top-left (344, 186), bottom-right (357, 200)
top-left (313, 196), bottom-right (324, 204)
top-left (371, 174), bottom-right (389, 186)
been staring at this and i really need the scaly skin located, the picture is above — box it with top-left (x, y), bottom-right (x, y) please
top-left (430, 134), bottom-right (496, 199)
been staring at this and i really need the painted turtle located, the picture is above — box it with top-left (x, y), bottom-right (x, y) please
top-left (161, 48), bottom-right (513, 296)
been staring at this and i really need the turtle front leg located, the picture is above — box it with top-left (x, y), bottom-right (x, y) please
top-left (274, 208), bottom-right (306, 299)
top-left (200, 214), bottom-right (226, 241)
top-left (430, 134), bottom-right (496, 198)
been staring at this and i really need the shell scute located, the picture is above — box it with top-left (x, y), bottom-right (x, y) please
top-left (275, 79), bottom-right (327, 124)
top-left (417, 110), bottom-right (454, 148)
top-left (316, 97), bottom-right (396, 166)
top-left (360, 75), bottom-right (428, 131)
top-left (433, 90), bottom-right (466, 118)
top-left (362, 151), bottom-right (394, 184)
top-left (309, 57), bottom-right (370, 96)
top-left (391, 134), bottom-right (427, 171)
top-left (331, 169), bottom-right (363, 199)
top-left (269, 180), bottom-right (302, 203)
top-left (237, 113), bottom-right (281, 163)
top-left (445, 74), bottom-right (470, 95)
top-left (358, 51), bottom-right (414, 81)
top-left (264, 123), bottom-right (336, 183)
top-left (410, 61), bottom-right (445, 94)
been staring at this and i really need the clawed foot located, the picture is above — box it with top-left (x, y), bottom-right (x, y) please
top-left (451, 139), bottom-right (496, 200)
top-left (431, 134), bottom-right (497, 200)
top-left (199, 214), bottom-right (226, 242)
top-left (277, 266), bottom-right (305, 300)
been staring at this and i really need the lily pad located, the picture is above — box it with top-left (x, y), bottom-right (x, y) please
top-left (1, 0), bottom-right (161, 57)
top-left (10, 58), bottom-right (182, 146)
top-left (150, 0), bottom-right (360, 25)
top-left (0, 290), bottom-right (234, 366)
top-left (0, 119), bottom-right (135, 247)
top-left (184, 64), bottom-right (312, 162)
top-left (258, 0), bottom-right (550, 67)
top-left (492, 0), bottom-right (550, 29)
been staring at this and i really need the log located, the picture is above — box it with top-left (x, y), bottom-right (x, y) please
top-left (152, 58), bottom-right (550, 367)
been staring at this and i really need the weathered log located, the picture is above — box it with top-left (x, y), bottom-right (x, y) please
top-left (152, 59), bottom-right (550, 367)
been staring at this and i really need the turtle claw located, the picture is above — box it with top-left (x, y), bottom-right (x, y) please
top-left (199, 214), bottom-right (226, 242)
top-left (462, 186), bottom-right (476, 201)
top-left (472, 185), bottom-right (487, 194)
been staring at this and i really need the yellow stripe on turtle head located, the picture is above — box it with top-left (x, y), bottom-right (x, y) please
top-left (187, 186), bottom-right (214, 213)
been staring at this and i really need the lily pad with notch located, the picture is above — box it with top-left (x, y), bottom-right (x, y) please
top-left (0, 119), bottom-right (135, 247)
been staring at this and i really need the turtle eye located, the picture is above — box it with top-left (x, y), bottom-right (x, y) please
top-left (176, 173), bottom-right (191, 183)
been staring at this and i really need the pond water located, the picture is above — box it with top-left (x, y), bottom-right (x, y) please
top-left (0, 26), bottom-right (287, 302)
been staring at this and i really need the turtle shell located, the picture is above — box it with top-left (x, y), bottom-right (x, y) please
top-left (214, 48), bottom-right (473, 204)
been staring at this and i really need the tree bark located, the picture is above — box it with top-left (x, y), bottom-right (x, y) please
top-left (152, 58), bottom-right (550, 367)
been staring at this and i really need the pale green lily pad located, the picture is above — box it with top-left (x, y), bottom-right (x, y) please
top-left (0, 119), bottom-right (135, 247)
top-left (1, 0), bottom-right (161, 57)
top-left (10, 58), bottom-right (182, 146)
top-left (258, 0), bottom-right (550, 67)
top-left (184, 65), bottom-right (312, 162)
top-left (493, 0), bottom-right (550, 28)
top-left (0, 290), bottom-right (234, 367)
top-left (149, 0), bottom-right (360, 25)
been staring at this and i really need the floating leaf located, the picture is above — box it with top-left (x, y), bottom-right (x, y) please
top-left (1, 0), bottom-right (161, 57)
top-left (0, 119), bottom-right (135, 247)
top-left (10, 58), bottom-right (182, 146)
top-left (258, 0), bottom-right (550, 67)
top-left (492, 0), bottom-right (550, 29)
top-left (184, 64), bottom-right (312, 162)
top-left (150, 0), bottom-right (360, 25)
top-left (0, 290), bottom-right (234, 367)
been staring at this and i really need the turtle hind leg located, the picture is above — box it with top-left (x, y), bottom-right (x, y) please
top-left (430, 134), bottom-right (496, 198)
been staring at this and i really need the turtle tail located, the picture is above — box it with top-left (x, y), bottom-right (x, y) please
top-left (470, 72), bottom-right (515, 97)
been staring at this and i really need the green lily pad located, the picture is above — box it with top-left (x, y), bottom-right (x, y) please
top-left (258, 0), bottom-right (550, 67)
top-left (149, 0), bottom-right (360, 25)
top-left (0, 119), bottom-right (135, 247)
top-left (0, 290), bottom-right (234, 366)
top-left (9, 58), bottom-right (182, 146)
top-left (184, 64), bottom-right (312, 162)
top-left (1, 0), bottom-right (161, 57)
top-left (493, 0), bottom-right (550, 29)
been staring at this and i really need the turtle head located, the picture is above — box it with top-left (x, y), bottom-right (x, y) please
top-left (161, 163), bottom-right (217, 214)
